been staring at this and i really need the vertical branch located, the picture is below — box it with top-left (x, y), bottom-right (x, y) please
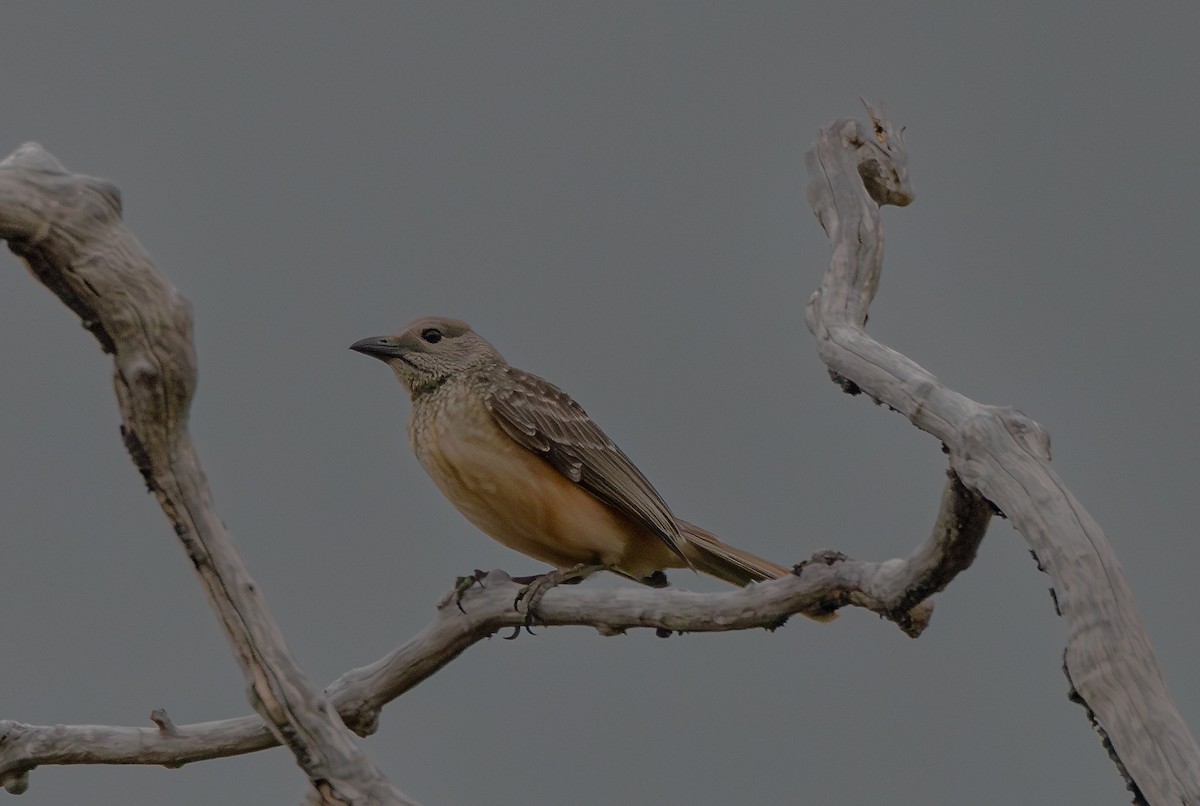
top-left (804, 102), bottom-right (1200, 804)
top-left (0, 144), bottom-right (413, 805)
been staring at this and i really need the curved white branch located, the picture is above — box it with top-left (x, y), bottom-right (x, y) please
top-left (804, 99), bottom-right (1200, 804)
top-left (0, 144), bottom-right (411, 804)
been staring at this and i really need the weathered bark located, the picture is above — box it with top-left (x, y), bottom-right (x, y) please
top-left (0, 144), bottom-right (413, 804)
top-left (804, 100), bottom-right (1200, 804)
top-left (0, 470), bottom-right (989, 773)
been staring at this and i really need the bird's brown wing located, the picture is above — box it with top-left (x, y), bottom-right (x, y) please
top-left (484, 367), bottom-right (689, 564)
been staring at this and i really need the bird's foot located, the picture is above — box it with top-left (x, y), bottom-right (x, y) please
top-left (506, 564), bottom-right (604, 639)
top-left (437, 569), bottom-right (493, 612)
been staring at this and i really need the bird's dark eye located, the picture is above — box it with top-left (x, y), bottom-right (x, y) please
top-left (421, 328), bottom-right (443, 344)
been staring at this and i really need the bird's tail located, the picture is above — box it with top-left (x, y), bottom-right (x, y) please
top-left (676, 519), bottom-right (790, 585)
top-left (676, 519), bottom-right (836, 622)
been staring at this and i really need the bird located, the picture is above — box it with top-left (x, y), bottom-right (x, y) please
top-left (350, 316), bottom-right (806, 613)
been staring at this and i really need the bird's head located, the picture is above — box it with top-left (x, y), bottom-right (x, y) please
top-left (350, 316), bottom-right (503, 397)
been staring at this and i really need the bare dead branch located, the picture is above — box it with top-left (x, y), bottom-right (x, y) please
top-left (0, 143), bottom-right (412, 804)
top-left (804, 100), bottom-right (1200, 803)
top-left (833, 470), bottom-right (991, 624)
top-left (0, 471), bottom-right (991, 778)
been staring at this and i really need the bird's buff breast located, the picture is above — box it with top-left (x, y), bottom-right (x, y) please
top-left (408, 385), bottom-right (636, 569)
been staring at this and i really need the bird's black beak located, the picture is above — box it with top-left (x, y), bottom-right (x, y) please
top-left (350, 336), bottom-right (403, 361)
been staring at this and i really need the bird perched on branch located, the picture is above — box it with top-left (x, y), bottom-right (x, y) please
top-left (351, 316), bottom-right (812, 615)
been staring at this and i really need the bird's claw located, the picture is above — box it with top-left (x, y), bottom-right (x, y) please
top-left (505, 564), bottom-right (600, 639)
top-left (438, 569), bottom-right (491, 612)
top-left (503, 622), bottom-right (536, 640)
top-left (508, 573), bottom-right (557, 637)
top-left (442, 565), bottom-right (601, 638)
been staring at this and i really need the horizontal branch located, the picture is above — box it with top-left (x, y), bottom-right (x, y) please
top-left (1, 474), bottom-right (991, 780)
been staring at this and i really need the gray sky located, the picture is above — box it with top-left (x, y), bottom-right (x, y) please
top-left (2, 3), bottom-right (1197, 804)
